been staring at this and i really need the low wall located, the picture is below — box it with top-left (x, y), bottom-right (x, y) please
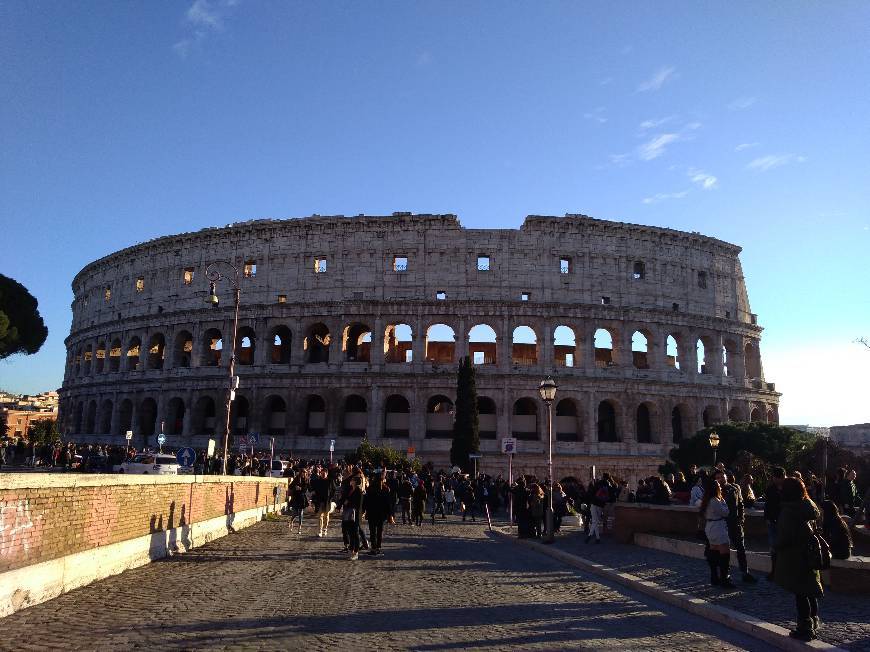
top-left (0, 473), bottom-right (286, 617)
top-left (612, 502), bottom-right (768, 544)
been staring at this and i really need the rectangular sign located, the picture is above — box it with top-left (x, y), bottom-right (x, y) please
top-left (207, 438), bottom-right (216, 457)
top-left (501, 438), bottom-right (517, 454)
top-left (125, 430), bottom-right (133, 441)
top-left (468, 453), bottom-right (482, 459)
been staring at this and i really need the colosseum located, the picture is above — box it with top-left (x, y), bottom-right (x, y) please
top-left (59, 213), bottom-right (779, 481)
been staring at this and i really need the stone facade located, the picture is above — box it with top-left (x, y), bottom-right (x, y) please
top-left (58, 213), bottom-right (779, 480)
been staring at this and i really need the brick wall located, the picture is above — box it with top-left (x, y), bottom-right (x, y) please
top-left (0, 474), bottom-right (285, 574)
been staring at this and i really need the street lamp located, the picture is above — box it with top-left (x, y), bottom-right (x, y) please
top-left (820, 430), bottom-right (831, 500)
top-left (709, 431), bottom-right (720, 467)
top-left (206, 261), bottom-right (242, 475)
top-left (538, 376), bottom-right (557, 543)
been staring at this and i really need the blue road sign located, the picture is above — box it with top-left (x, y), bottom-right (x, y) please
top-left (248, 432), bottom-right (260, 445)
top-left (157, 433), bottom-right (166, 446)
top-left (176, 447), bottom-right (196, 467)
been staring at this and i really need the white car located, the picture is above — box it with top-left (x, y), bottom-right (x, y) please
top-left (119, 453), bottom-right (179, 475)
top-left (267, 459), bottom-right (290, 478)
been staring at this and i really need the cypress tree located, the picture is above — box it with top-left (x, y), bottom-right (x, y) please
top-left (450, 355), bottom-right (479, 472)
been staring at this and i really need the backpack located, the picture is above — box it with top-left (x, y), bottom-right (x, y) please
top-left (806, 523), bottom-right (832, 571)
top-left (595, 486), bottom-right (609, 503)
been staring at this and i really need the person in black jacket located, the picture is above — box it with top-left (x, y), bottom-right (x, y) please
top-left (822, 500), bottom-right (852, 560)
top-left (311, 466), bottom-right (335, 538)
top-left (363, 479), bottom-right (392, 555)
top-left (719, 470), bottom-right (756, 583)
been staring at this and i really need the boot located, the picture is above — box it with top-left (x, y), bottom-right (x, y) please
top-left (707, 550), bottom-right (721, 586)
top-left (789, 618), bottom-right (816, 641)
top-left (719, 551), bottom-right (735, 588)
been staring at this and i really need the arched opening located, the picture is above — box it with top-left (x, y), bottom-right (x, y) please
top-left (632, 331), bottom-right (650, 369)
top-left (512, 325), bottom-right (537, 365)
top-left (236, 327), bottom-right (255, 365)
top-left (723, 338), bottom-right (742, 378)
top-left (426, 395), bottom-right (454, 438)
top-left (304, 323), bottom-right (331, 364)
top-left (728, 406), bottom-right (743, 422)
top-left (73, 350), bottom-right (81, 376)
top-left (147, 333), bottom-right (165, 370)
top-left (230, 395), bottom-right (250, 437)
top-left (73, 402), bottom-right (84, 433)
top-left (109, 340), bottom-right (122, 372)
top-left (594, 328), bottom-right (615, 367)
top-left (342, 394), bottom-right (367, 436)
top-left (597, 400), bottom-right (618, 442)
top-left (636, 403), bottom-right (653, 443)
top-left (126, 337), bottom-right (142, 371)
top-left (384, 323), bottom-right (413, 363)
top-left (138, 398), bottom-right (158, 439)
top-left (744, 342), bottom-right (761, 378)
top-left (117, 399), bottom-right (133, 436)
top-left (697, 337), bottom-right (712, 374)
top-left (553, 325), bottom-right (576, 367)
top-left (173, 331), bottom-right (193, 368)
top-left (750, 405), bottom-right (762, 423)
top-left (767, 407), bottom-right (777, 424)
top-left (468, 324), bottom-right (497, 365)
top-left (265, 395), bottom-right (287, 437)
top-left (95, 342), bottom-right (106, 373)
top-left (556, 398), bottom-right (580, 442)
top-left (193, 396), bottom-right (216, 436)
top-left (343, 323), bottom-right (372, 362)
top-left (672, 405), bottom-right (688, 443)
top-left (270, 326), bottom-right (292, 364)
top-left (666, 334), bottom-right (681, 370)
top-left (384, 394), bottom-right (410, 438)
top-left (477, 396), bottom-right (497, 439)
top-left (98, 399), bottom-right (113, 435)
top-left (85, 400), bottom-right (97, 433)
top-left (202, 329), bottom-right (222, 367)
top-left (512, 398), bottom-right (538, 440)
top-left (166, 397), bottom-right (185, 436)
top-left (425, 324), bottom-right (455, 364)
top-left (305, 395), bottom-right (326, 435)
top-left (83, 346), bottom-right (92, 375)
top-left (703, 405), bottom-right (720, 428)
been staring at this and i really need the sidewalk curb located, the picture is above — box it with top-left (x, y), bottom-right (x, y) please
top-left (492, 528), bottom-right (843, 652)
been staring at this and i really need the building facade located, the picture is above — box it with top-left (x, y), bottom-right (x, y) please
top-left (59, 213), bottom-right (779, 480)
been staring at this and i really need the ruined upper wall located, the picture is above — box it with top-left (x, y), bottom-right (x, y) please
top-left (69, 213), bottom-right (756, 332)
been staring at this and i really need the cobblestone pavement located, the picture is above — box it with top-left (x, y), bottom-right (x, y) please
top-left (547, 527), bottom-right (870, 651)
top-left (0, 515), bottom-right (773, 651)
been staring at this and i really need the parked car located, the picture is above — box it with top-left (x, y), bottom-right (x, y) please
top-left (266, 459), bottom-right (290, 478)
top-left (118, 453), bottom-right (179, 475)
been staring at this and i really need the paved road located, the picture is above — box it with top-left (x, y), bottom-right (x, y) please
top-left (1, 515), bottom-right (774, 651)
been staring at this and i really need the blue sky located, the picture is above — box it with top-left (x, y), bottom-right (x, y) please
top-left (1, 2), bottom-right (868, 425)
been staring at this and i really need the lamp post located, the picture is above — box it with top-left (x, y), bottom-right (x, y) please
top-left (206, 261), bottom-right (242, 476)
top-left (709, 431), bottom-right (720, 467)
top-left (538, 376), bottom-right (557, 543)
top-left (820, 430), bottom-right (831, 500)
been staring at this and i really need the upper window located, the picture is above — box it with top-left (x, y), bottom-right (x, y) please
top-left (243, 261), bottom-right (257, 278)
top-left (436, 290), bottom-right (447, 300)
top-left (277, 294), bottom-right (287, 304)
top-left (560, 257), bottom-right (571, 274)
top-left (183, 268), bottom-right (194, 285)
top-left (697, 271), bottom-right (708, 289)
top-left (633, 261), bottom-right (645, 280)
top-left (104, 286), bottom-right (111, 302)
top-left (135, 276), bottom-right (144, 293)
top-left (521, 292), bottom-right (530, 302)
top-left (393, 256), bottom-right (408, 272)
top-left (477, 255), bottom-right (490, 271)
top-left (314, 257), bottom-right (327, 274)
top-left (601, 296), bottom-right (611, 305)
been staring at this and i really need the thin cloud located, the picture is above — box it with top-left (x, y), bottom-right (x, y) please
top-left (173, 0), bottom-right (236, 58)
top-left (735, 142), bottom-right (759, 152)
top-left (637, 66), bottom-right (676, 92)
top-left (416, 51), bottom-right (433, 66)
top-left (688, 168), bottom-right (718, 190)
top-left (638, 133), bottom-right (679, 161)
top-left (728, 96), bottom-right (757, 111)
top-left (583, 107), bottom-right (608, 124)
top-left (746, 153), bottom-right (807, 172)
top-left (639, 116), bottom-right (676, 131)
top-left (642, 190), bottom-right (689, 205)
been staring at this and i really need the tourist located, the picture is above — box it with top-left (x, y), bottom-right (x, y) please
top-left (772, 477), bottom-right (823, 641)
top-left (700, 476), bottom-right (733, 588)
top-left (341, 476), bottom-right (363, 560)
top-left (527, 483), bottom-right (543, 536)
top-left (553, 482), bottom-right (570, 532)
top-left (445, 485), bottom-right (456, 515)
top-left (462, 483), bottom-right (478, 523)
top-left (363, 478), bottom-right (391, 555)
top-left (431, 479), bottom-right (446, 523)
top-left (513, 478), bottom-right (531, 537)
top-left (740, 474), bottom-right (756, 509)
top-left (311, 466), bottom-right (335, 537)
top-left (839, 469), bottom-right (859, 517)
top-left (288, 469), bottom-right (309, 535)
top-left (586, 477), bottom-right (609, 544)
top-left (399, 475), bottom-right (413, 524)
top-left (764, 466), bottom-right (786, 579)
top-left (822, 500), bottom-right (852, 560)
top-left (718, 470), bottom-right (756, 583)
top-left (689, 470), bottom-right (707, 507)
top-left (411, 480), bottom-right (427, 527)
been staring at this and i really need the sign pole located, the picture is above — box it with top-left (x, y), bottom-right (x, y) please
top-left (508, 452), bottom-right (513, 526)
top-left (270, 437), bottom-right (275, 477)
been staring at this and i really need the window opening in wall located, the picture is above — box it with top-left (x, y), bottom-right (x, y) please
top-left (473, 351), bottom-right (485, 365)
top-left (135, 277), bottom-right (144, 293)
top-left (633, 261), bottom-right (645, 280)
top-left (104, 286), bottom-right (111, 302)
top-left (521, 292), bottom-right (530, 301)
top-left (725, 310), bottom-right (731, 319)
top-left (672, 303), bottom-right (679, 312)
top-left (631, 331), bottom-right (650, 369)
top-left (384, 323), bottom-right (413, 363)
top-left (237, 328), bottom-right (255, 365)
top-left (560, 257), bottom-right (571, 274)
top-left (512, 325), bottom-right (538, 365)
top-left (304, 323), bottom-right (331, 363)
top-left (343, 323), bottom-right (372, 362)
top-left (697, 338), bottom-right (707, 374)
top-left (183, 268), bottom-right (194, 284)
top-left (393, 256), bottom-right (408, 271)
top-left (697, 271), bottom-right (708, 289)
top-left (469, 324), bottom-right (498, 365)
top-left (553, 325), bottom-right (576, 368)
top-left (425, 323), bottom-right (455, 363)
top-left (243, 261), bottom-right (257, 278)
top-left (271, 326), bottom-right (292, 364)
top-left (601, 296), bottom-right (611, 305)
top-left (277, 294), bottom-right (287, 303)
top-left (477, 255), bottom-right (490, 271)
top-left (666, 334), bottom-right (681, 370)
top-left (436, 290), bottom-right (447, 300)
top-left (314, 257), bottom-right (327, 274)
top-left (722, 345), bottom-right (729, 377)
top-left (594, 328), bottom-right (614, 367)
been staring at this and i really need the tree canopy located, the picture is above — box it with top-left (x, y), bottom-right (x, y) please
top-left (450, 356), bottom-right (479, 472)
top-left (27, 418), bottom-right (60, 445)
top-left (0, 274), bottom-right (48, 359)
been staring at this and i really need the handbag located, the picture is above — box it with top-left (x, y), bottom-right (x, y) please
top-left (806, 523), bottom-right (832, 571)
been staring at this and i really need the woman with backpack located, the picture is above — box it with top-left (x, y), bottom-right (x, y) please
top-left (341, 476), bottom-right (364, 560)
top-left (774, 477), bottom-right (824, 641)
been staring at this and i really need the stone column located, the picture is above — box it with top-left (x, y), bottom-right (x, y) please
top-left (455, 318), bottom-right (468, 362)
top-left (581, 324), bottom-right (595, 372)
top-left (498, 316), bottom-right (511, 371)
top-left (182, 391), bottom-right (194, 440)
top-left (109, 393), bottom-right (120, 437)
top-left (412, 316), bottom-right (425, 365)
top-left (540, 322), bottom-right (552, 371)
top-left (290, 318), bottom-right (304, 366)
top-left (585, 393), bottom-right (598, 443)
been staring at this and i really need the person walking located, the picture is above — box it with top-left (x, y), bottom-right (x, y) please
top-left (773, 477), bottom-right (824, 641)
top-left (363, 478), bottom-right (391, 555)
top-left (431, 479), bottom-right (446, 523)
top-left (399, 475), bottom-right (413, 525)
top-left (462, 484), bottom-right (478, 523)
top-left (586, 478), bottom-right (608, 544)
top-left (341, 476), bottom-right (364, 560)
top-left (718, 470), bottom-right (756, 583)
top-left (701, 476), bottom-right (734, 588)
top-left (411, 481), bottom-right (427, 527)
top-left (445, 485), bottom-right (456, 515)
top-left (288, 470), bottom-right (309, 535)
top-left (311, 466), bottom-right (335, 537)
